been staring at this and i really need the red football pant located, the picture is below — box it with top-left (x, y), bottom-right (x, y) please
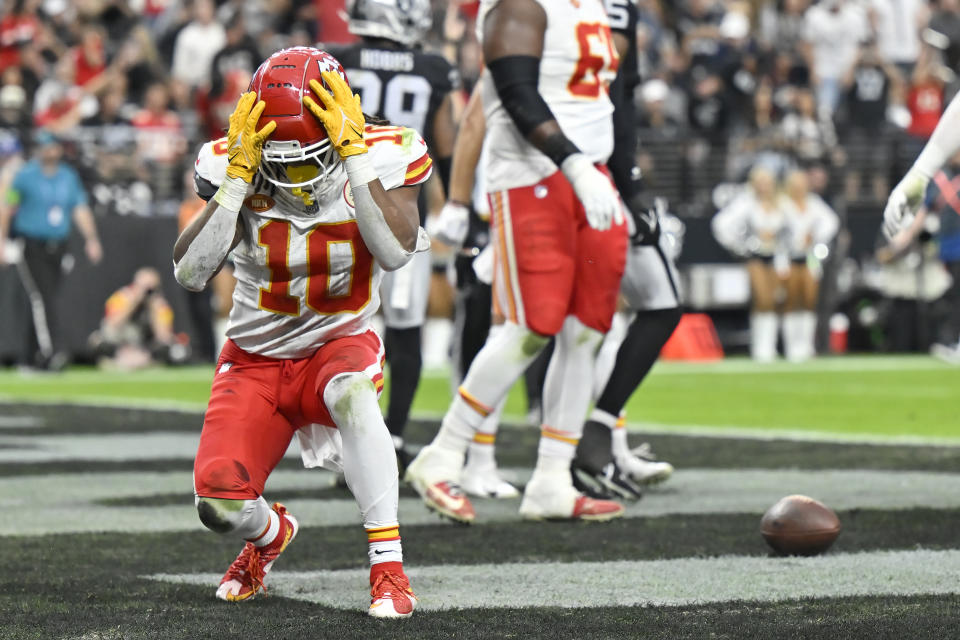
top-left (194, 331), bottom-right (385, 500)
top-left (488, 168), bottom-right (627, 336)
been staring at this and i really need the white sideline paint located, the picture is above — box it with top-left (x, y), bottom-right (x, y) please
top-left (7, 468), bottom-right (960, 536)
top-left (147, 548), bottom-right (960, 610)
top-left (0, 415), bottom-right (43, 428)
top-left (0, 432), bottom-right (292, 463)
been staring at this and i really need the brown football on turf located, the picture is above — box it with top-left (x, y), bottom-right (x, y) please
top-left (760, 495), bottom-right (841, 556)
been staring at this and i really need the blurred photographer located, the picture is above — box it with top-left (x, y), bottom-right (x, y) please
top-left (90, 267), bottom-right (185, 369)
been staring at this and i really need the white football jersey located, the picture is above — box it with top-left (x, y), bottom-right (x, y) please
top-left (194, 125), bottom-right (433, 359)
top-left (477, 0), bottom-right (618, 192)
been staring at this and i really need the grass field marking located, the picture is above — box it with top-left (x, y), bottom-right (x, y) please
top-left (8, 466), bottom-right (960, 536)
top-left (146, 548), bottom-right (960, 611)
top-left (0, 415), bottom-right (42, 428)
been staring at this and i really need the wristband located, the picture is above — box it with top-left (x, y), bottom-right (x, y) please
top-left (543, 132), bottom-right (582, 169)
top-left (213, 176), bottom-right (247, 212)
top-left (345, 155), bottom-right (377, 187)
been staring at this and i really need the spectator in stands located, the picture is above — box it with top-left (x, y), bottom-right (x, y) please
top-left (928, 0), bottom-right (960, 71)
top-left (782, 169), bottom-right (840, 362)
top-left (90, 266), bottom-right (183, 370)
top-left (132, 81), bottom-right (183, 164)
top-left (758, 0), bottom-right (809, 56)
top-left (170, 0), bottom-right (226, 93)
top-left (209, 12), bottom-right (260, 100)
top-left (729, 79), bottom-right (789, 180)
top-left (638, 79), bottom-right (681, 131)
top-left (0, 83), bottom-right (30, 147)
top-left (73, 26), bottom-right (108, 89)
top-left (842, 39), bottom-right (899, 203)
top-left (867, 0), bottom-right (928, 77)
top-left (780, 86), bottom-right (838, 194)
top-left (801, 0), bottom-right (868, 115)
top-left (906, 49), bottom-right (945, 141)
top-left (82, 82), bottom-right (132, 127)
top-left (0, 0), bottom-right (40, 70)
top-left (677, 0), bottom-right (726, 66)
top-left (0, 130), bottom-right (102, 370)
top-left (712, 166), bottom-right (789, 362)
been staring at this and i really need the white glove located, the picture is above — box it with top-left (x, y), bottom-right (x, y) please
top-left (433, 201), bottom-right (470, 247)
top-left (883, 168), bottom-right (929, 239)
top-left (560, 153), bottom-right (624, 231)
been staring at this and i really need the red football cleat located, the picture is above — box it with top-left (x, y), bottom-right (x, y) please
top-left (368, 565), bottom-right (418, 618)
top-left (571, 495), bottom-right (625, 521)
top-left (216, 503), bottom-right (299, 601)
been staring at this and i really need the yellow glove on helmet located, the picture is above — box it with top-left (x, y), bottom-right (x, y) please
top-left (302, 71), bottom-right (368, 160)
top-left (224, 92), bottom-right (277, 183)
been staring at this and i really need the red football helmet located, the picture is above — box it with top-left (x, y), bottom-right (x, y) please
top-left (249, 47), bottom-right (350, 192)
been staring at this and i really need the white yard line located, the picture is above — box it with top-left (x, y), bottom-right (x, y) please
top-left (7, 467), bottom-right (960, 536)
top-left (147, 548), bottom-right (960, 610)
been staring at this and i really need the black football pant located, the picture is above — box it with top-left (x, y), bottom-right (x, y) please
top-left (15, 238), bottom-right (66, 366)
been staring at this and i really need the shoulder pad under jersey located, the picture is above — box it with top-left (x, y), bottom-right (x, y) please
top-left (194, 138), bottom-right (229, 201)
top-left (365, 125), bottom-right (432, 191)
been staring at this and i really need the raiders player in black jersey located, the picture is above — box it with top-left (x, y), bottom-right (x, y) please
top-left (329, 0), bottom-right (461, 472)
top-left (570, 0), bottom-right (682, 500)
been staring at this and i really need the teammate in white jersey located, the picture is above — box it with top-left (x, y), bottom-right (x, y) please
top-left (173, 47), bottom-right (430, 618)
top-left (406, 0), bottom-right (629, 523)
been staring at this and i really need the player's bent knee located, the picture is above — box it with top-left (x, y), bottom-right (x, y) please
top-left (196, 496), bottom-right (247, 534)
top-left (524, 313), bottom-right (564, 341)
top-left (517, 327), bottom-right (552, 356)
top-left (323, 372), bottom-right (376, 422)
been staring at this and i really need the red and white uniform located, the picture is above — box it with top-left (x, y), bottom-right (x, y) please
top-left (192, 125), bottom-right (432, 499)
top-left (194, 125), bottom-right (432, 358)
top-left (478, 0), bottom-right (626, 336)
top-left (478, 0), bottom-right (619, 192)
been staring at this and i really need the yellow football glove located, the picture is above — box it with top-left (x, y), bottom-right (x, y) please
top-left (302, 71), bottom-right (367, 159)
top-left (225, 92), bottom-right (277, 183)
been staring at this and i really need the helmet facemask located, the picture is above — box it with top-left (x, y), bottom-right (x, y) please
top-left (259, 137), bottom-right (343, 210)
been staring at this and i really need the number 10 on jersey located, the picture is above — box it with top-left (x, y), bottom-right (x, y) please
top-left (257, 219), bottom-right (374, 316)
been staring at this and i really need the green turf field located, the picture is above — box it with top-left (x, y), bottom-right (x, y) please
top-left (2, 356), bottom-right (960, 638)
top-left (1, 355), bottom-right (957, 440)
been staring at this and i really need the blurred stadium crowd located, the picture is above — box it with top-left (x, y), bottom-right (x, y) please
top-left (0, 0), bottom-right (959, 363)
top-left (0, 0), bottom-right (953, 214)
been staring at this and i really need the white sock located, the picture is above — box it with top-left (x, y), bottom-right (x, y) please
top-left (801, 310), bottom-right (818, 358)
top-left (366, 524), bottom-right (403, 566)
top-left (465, 398), bottom-right (505, 472)
top-left (611, 413), bottom-right (629, 460)
top-left (783, 311), bottom-right (807, 362)
top-left (536, 317), bottom-right (603, 467)
top-left (750, 312), bottom-right (778, 362)
top-left (435, 321), bottom-right (548, 455)
top-left (324, 373), bottom-right (399, 527)
top-left (592, 311), bottom-right (631, 399)
top-left (250, 507), bottom-right (280, 548)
